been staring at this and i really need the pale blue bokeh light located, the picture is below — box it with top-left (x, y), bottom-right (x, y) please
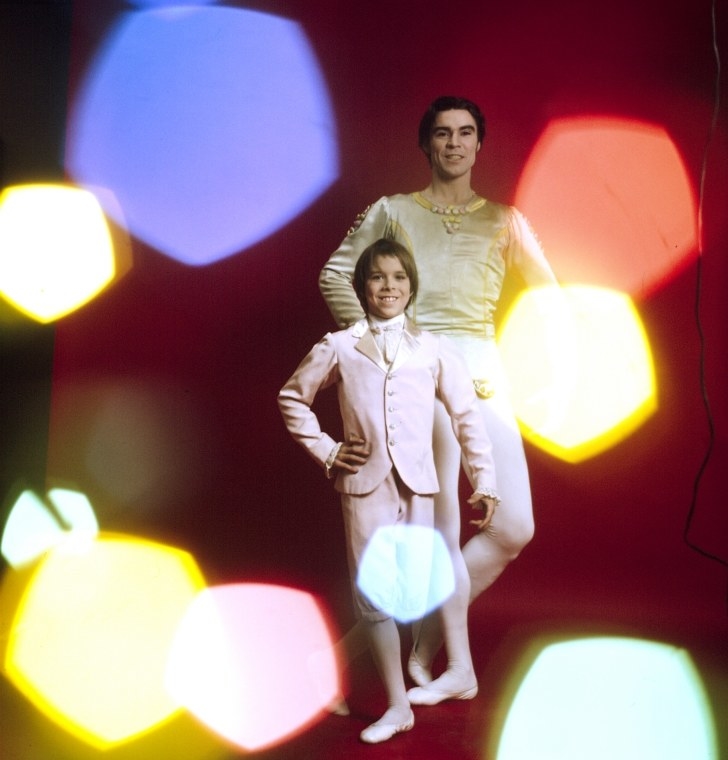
top-left (1, 488), bottom-right (99, 568)
top-left (357, 525), bottom-right (455, 622)
top-left (66, 6), bottom-right (338, 265)
top-left (495, 637), bottom-right (717, 760)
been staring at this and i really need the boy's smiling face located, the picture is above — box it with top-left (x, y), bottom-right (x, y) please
top-left (365, 254), bottom-right (411, 320)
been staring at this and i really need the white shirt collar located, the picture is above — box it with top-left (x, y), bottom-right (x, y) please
top-left (368, 313), bottom-right (405, 331)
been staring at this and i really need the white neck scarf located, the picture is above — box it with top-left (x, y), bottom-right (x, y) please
top-left (368, 313), bottom-right (405, 362)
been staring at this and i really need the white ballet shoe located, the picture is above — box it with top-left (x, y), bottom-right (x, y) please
top-left (407, 648), bottom-right (433, 687)
top-left (359, 712), bottom-right (414, 744)
top-left (326, 695), bottom-right (350, 716)
top-left (308, 648), bottom-right (347, 715)
top-left (407, 676), bottom-right (478, 706)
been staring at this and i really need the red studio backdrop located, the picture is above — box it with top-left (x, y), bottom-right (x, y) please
top-left (3, 0), bottom-right (726, 758)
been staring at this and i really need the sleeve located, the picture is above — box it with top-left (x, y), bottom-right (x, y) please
top-left (504, 206), bottom-right (558, 287)
top-left (435, 336), bottom-right (499, 496)
top-left (318, 196), bottom-right (392, 328)
top-left (277, 334), bottom-right (342, 470)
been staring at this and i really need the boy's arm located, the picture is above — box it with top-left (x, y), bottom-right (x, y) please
top-left (436, 343), bottom-right (501, 529)
top-left (467, 492), bottom-right (500, 530)
top-left (435, 337), bottom-right (499, 498)
top-left (277, 336), bottom-right (341, 470)
top-left (279, 335), bottom-right (373, 477)
top-left (330, 435), bottom-right (372, 476)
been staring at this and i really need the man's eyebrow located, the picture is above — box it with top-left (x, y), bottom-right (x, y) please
top-left (432, 125), bottom-right (475, 133)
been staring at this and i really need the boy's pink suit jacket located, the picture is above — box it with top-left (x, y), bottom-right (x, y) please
top-left (278, 317), bottom-right (498, 498)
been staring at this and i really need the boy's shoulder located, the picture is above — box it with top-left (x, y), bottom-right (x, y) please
top-left (411, 329), bottom-right (463, 362)
top-left (334, 318), bottom-right (368, 340)
top-left (321, 319), bottom-right (367, 346)
top-left (407, 321), bottom-right (440, 344)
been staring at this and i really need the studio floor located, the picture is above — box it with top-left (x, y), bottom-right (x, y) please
top-left (257, 582), bottom-right (728, 760)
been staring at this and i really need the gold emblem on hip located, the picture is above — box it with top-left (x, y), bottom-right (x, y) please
top-left (473, 379), bottom-right (495, 399)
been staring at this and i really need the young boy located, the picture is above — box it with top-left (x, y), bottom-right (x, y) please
top-left (278, 238), bottom-right (499, 744)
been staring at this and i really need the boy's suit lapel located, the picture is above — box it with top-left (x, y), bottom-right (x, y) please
top-left (352, 319), bottom-right (388, 371)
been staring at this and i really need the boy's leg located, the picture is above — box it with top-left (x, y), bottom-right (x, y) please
top-left (339, 476), bottom-right (414, 742)
top-left (360, 617), bottom-right (414, 743)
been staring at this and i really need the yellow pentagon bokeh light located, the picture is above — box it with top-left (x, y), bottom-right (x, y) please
top-left (3, 533), bottom-right (206, 749)
top-left (498, 284), bottom-right (656, 462)
top-left (0, 184), bottom-right (116, 322)
top-left (492, 636), bottom-right (718, 760)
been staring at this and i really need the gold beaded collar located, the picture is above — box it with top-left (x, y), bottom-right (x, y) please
top-left (413, 192), bottom-right (486, 234)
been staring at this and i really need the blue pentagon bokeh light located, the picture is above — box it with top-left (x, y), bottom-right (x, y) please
top-left (66, 5), bottom-right (338, 265)
top-left (128, 1), bottom-right (216, 8)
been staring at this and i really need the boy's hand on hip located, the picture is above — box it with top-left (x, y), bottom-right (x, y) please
top-left (334, 435), bottom-right (371, 473)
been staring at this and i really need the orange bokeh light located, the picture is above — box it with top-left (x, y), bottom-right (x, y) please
top-left (515, 116), bottom-right (698, 297)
